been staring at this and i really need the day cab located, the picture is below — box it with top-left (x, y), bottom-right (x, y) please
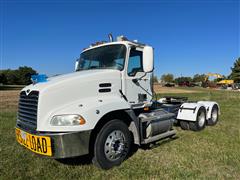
top-left (16, 35), bottom-right (219, 169)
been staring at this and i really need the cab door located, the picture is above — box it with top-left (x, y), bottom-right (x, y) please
top-left (125, 47), bottom-right (152, 107)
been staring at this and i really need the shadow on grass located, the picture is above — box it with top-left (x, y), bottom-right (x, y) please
top-left (56, 154), bottom-right (92, 166)
top-left (56, 136), bottom-right (178, 166)
top-left (141, 135), bottom-right (179, 150)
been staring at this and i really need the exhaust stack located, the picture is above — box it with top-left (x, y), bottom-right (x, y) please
top-left (108, 33), bottom-right (113, 42)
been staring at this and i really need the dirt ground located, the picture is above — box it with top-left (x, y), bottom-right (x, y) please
top-left (153, 84), bottom-right (202, 94)
top-left (0, 90), bottom-right (20, 112)
top-left (0, 86), bottom-right (201, 112)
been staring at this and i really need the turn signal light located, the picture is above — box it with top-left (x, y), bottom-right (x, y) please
top-left (144, 107), bottom-right (149, 111)
top-left (79, 116), bottom-right (86, 125)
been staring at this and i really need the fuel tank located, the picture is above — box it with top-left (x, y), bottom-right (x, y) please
top-left (139, 109), bottom-right (175, 138)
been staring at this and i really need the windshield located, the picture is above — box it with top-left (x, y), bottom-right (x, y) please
top-left (76, 44), bottom-right (126, 71)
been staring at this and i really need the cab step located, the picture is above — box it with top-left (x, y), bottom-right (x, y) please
top-left (141, 129), bottom-right (176, 144)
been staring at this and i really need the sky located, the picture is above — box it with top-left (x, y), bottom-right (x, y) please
top-left (0, 0), bottom-right (239, 78)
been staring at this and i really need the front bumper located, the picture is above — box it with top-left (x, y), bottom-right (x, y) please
top-left (16, 125), bottom-right (92, 158)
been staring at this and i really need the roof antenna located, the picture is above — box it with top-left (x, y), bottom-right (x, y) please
top-left (108, 33), bottom-right (113, 42)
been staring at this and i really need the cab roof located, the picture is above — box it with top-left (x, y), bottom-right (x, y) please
top-left (81, 40), bottom-right (148, 54)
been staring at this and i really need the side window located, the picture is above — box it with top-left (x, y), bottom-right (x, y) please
top-left (127, 49), bottom-right (143, 76)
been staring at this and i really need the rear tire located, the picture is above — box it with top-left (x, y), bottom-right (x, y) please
top-left (189, 107), bottom-right (206, 131)
top-left (207, 105), bottom-right (219, 126)
top-left (180, 121), bottom-right (189, 130)
top-left (92, 119), bottom-right (132, 169)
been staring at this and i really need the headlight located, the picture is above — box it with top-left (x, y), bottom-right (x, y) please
top-left (50, 114), bottom-right (86, 126)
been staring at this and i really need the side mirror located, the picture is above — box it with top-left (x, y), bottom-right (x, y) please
top-left (143, 46), bottom-right (154, 72)
top-left (75, 60), bottom-right (79, 71)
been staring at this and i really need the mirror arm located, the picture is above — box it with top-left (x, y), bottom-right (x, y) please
top-left (132, 72), bottom-right (147, 83)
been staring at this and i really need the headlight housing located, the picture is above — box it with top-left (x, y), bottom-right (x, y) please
top-left (50, 114), bottom-right (86, 126)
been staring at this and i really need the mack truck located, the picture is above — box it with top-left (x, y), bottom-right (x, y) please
top-left (15, 35), bottom-right (220, 169)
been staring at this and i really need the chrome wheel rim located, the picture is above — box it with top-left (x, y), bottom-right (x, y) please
top-left (212, 109), bottom-right (218, 122)
top-left (198, 111), bottom-right (205, 127)
top-left (104, 130), bottom-right (125, 161)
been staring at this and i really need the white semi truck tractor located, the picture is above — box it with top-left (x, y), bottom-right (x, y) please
top-left (15, 35), bottom-right (220, 169)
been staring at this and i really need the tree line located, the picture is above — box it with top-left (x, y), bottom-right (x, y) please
top-left (0, 66), bottom-right (37, 85)
top-left (158, 73), bottom-right (207, 84)
top-left (155, 57), bottom-right (240, 84)
top-left (1, 58), bottom-right (239, 85)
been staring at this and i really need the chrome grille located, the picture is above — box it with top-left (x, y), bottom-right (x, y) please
top-left (17, 91), bottom-right (39, 131)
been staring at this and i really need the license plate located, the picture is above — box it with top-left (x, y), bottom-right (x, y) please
top-left (15, 128), bottom-right (52, 156)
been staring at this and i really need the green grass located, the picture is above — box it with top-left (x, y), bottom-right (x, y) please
top-left (0, 90), bottom-right (240, 179)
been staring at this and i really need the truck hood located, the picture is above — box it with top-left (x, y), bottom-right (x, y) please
top-left (22, 69), bottom-right (120, 93)
top-left (20, 69), bottom-right (123, 131)
top-left (18, 69), bottom-right (124, 132)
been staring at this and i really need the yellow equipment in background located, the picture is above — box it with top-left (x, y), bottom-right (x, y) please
top-left (204, 73), bottom-right (234, 87)
top-left (217, 80), bottom-right (234, 85)
top-left (205, 73), bottom-right (223, 81)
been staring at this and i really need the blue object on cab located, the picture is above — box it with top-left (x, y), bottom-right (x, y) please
top-left (31, 74), bottom-right (48, 84)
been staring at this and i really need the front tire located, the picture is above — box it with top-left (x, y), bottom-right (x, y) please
top-left (92, 119), bottom-right (131, 169)
top-left (189, 107), bottom-right (206, 131)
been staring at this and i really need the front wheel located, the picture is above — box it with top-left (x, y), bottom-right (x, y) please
top-left (92, 119), bottom-right (132, 169)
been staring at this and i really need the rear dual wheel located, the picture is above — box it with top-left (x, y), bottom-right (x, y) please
top-left (180, 121), bottom-right (189, 130)
top-left (207, 104), bottom-right (219, 126)
top-left (180, 105), bottom-right (219, 131)
top-left (189, 107), bottom-right (206, 131)
top-left (180, 107), bottom-right (207, 131)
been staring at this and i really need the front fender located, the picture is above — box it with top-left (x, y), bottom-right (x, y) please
top-left (37, 95), bottom-right (130, 132)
